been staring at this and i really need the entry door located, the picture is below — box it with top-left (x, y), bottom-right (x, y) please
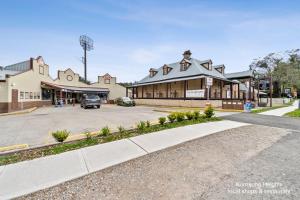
top-left (11, 89), bottom-right (19, 110)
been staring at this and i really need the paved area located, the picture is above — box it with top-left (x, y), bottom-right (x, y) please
top-left (18, 125), bottom-right (299, 200)
top-left (222, 113), bottom-right (300, 131)
top-left (259, 100), bottom-right (299, 116)
top-left (0, 105), bottom-right (235, 148)
top-left (0, 120), bottom-right (247, 199)
top-left (0, 105), bottom-right (167, 147)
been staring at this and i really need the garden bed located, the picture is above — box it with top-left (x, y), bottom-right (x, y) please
top-left (0, 112), bottom-right (221, 166)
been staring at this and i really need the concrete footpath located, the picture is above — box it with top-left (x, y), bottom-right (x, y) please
top-left (259, 100), bottom-right (299, 116)
top-left (0, 120), bottom-right (248, 199)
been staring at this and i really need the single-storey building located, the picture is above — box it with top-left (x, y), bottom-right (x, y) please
top-left (0, 56), bottom-right (127, 113)
top-left (127, 50), bottom-right (256, 109)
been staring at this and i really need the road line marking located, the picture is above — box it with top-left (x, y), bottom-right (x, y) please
top-left (0, 144), bottom-right (28, 152)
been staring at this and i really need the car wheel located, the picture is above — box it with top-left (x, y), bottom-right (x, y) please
top-left (97, 105), bottom-right (100, 109)
top-left (84, 106), bottom-right (87, 109)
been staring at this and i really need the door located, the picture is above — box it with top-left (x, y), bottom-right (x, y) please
top-left (11, 89), bottom-right (19, 110)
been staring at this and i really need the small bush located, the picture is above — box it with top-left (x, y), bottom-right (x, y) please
top-left (100, 126), bottom-right (110, 136)
top-left (185, 111), bottom-right (194, 120)
top-left (52, 130), bottom-right (70, 142)
top-left (158, 117), bottom-right (166, 125)
top-left (193, 110), bottom-right (200, 119)
top-left (168, 113), bottom-right (177, 123)
top-left (118, 126), bottom-right (126, 133)
top-left (137, 121), bottom-right (146, 131)
top-left (176, 112), bottom-right (185, 122)
top-left (84, 131), bottom-right (92, 140)
top-left (204, 105), bottom-right (215, 118)
top-left (146, 120), bottom-right (151, 128)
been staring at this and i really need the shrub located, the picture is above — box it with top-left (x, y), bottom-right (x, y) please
top-left (52, 130), bottom-right (70, 142)
top-left (85, 131), bottom-right (92, 140)
top-left (146, 120), bottom-right (151, 128)
top-left (137, 121), bottom-right (146, 131)
top-left (100, 126), bottom-right (110, 136)
top-left (176, 112), bottom-right (185, 122)
top-left (118, 126), bottom-right (126, 133)
top-left (185, 111), bottom-right (194, 120)
top-left (193, 110), bottom-right (200, 119)
top-left (158, 117), bottom-right (166, 125)
top-left (167, 113), bottom-right (177, 123)
top-left (204, 105), bottom-right (215, 118)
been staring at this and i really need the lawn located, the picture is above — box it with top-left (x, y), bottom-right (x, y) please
top-left (285, 109), bottom-right (300, 117)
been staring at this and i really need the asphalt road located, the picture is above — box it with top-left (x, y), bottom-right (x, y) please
top-left (222, 113), bottom-right (300, 131)
top-left (19, 125), bottom-right (299, 200)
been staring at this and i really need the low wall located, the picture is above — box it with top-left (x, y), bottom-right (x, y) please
top-left (0, 101), bottom-right (52, 113)
top-left (134, 99), bottom-right (222, 108)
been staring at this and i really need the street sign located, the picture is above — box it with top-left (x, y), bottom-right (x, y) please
top-left (206, 77), bottom-right (213, 86)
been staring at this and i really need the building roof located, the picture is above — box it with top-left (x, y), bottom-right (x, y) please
top-left (41, 82), bottom-right (109, 93)
top-left (135, 58), bottom-right (227, 86)
top-left (225, 70), bottom-right (254, 79)
top-left (0, 69), bottom-right (20, 80)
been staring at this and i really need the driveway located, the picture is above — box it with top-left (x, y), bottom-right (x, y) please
top-left (0, 105), bottom-right (167, 147)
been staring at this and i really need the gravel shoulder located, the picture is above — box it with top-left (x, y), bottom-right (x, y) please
top-left (19, 125), bottom-right (297, 200)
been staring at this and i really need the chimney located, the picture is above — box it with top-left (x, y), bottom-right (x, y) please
top-left (183, 50), bottom-right (192, 60)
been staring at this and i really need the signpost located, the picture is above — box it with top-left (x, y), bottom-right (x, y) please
top-left (206, 77), bottom-right (213, 100)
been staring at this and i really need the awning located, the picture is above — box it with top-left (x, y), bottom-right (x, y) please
top-left (41, 81), bottom-right (109, 93)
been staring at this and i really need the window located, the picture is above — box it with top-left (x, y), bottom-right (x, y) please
top-left (105, 79), bottom-right (110, 84)
top-left (37, 92), bottom-right (41, 99)
top-left (42, 88), bottom-right (51, 100)
top-left (181, 63), bottom-right (190, 71)
top-left (20, 92), bottom-right (24, 99)
top-left (39, 66), bottom-right (44, 75)
top-left (25, 92), bottom-right (29, 99)
top-left (30, 92), bottom-right (33, 99)
top-left (163, 65), bottom-right (172, 75)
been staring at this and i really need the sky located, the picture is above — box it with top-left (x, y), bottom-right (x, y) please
top-left (1, 0), bottom-right (300, 82)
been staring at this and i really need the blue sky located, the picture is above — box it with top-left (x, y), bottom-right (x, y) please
top-left (1, 0), bottom-right (300, 82)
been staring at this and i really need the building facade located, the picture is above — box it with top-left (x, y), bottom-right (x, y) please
top-left (127, 50), bottom-right (255, 108)
top-left (0, 56), bottom-right (127, 113)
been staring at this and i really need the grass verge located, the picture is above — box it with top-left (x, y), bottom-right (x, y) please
top-left (0, 117), bottom-right (221, 166)
top-left (284, 109), bottom-right (300, 117)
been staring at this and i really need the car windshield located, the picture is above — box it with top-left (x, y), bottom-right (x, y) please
top-left (86, 95), bottom-right (100, 100)
top-left (122, 97), bottom-right (131, 101)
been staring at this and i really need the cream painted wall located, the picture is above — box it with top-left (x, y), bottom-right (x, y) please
top-left (0, 82), bottom-right (9, 102)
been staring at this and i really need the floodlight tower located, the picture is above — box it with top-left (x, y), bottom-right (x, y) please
top-left (79, 35), bottom-right (94, 81)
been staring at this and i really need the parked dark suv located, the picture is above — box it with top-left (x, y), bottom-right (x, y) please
top-left (81, 94), bottom-right (101, 109)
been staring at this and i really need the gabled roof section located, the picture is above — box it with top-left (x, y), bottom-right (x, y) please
top-left (225, 70), bottom-right (254, 79)
top-left (137, 58), bottom-right (227, 85)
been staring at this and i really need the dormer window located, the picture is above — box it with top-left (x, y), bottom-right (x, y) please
top-left (180, 60), bottom-right (191, 71)
top-left (149, 68), bottom-right (158, 77)
top-left (215, 65), bottom-right (225, 74)
top-left (163, 64), bottom-right (172, 75)
top-left (201, 60), bottom-right (212, 70)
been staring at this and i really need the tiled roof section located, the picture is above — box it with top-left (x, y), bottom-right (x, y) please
top-left (137, 58), bottom-right (227, 84)
top-left (225, 70), bottom-right (254, 79)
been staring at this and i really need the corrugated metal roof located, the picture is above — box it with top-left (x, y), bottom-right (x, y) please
top-left (136, 58), bottom-right (226, 85)
top-left (41, 82), bottom-right (109, 93)
top-left (225, 70), bottom-right (254, 79)
top-left (0, 69), bottom-right (20, 80)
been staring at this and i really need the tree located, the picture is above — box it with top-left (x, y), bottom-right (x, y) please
top-left (250, 52), bottom-right (283, 107)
